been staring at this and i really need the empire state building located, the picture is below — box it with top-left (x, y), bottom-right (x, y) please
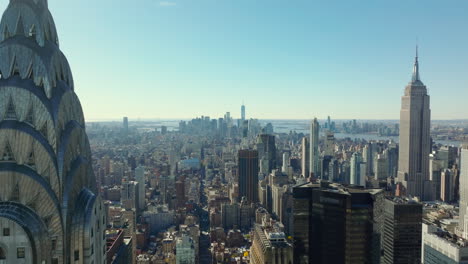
top-left (397, 49), bottom-right (431, 200)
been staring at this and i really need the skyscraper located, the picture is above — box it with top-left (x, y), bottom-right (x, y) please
top-left (363, 144), bottom-right (372, 176)
top-left (458, 144), bottom-right (468, 239)
top-left (123, 116), bottom-right (129, 132)
top-left (301, 137), bottom-right (309, 177)
top-left (282, 152), bottom-right (290, 174)
top-left (350, 152), bottom-right (365, 186)
top-left (121, 180), bottom-right (139, 210)
top-left (324, 131), bottom-right (335, 156)
top-left (375, 153), bottom-right (389, 180)
top-left (382, 198), bottom-right (422, 264)
top-left (310, 118), bottom-right (320, 177)
top-left (387, 142), bottom-right (399, 178)
top-left (440, 169), bottom-right (453, 202)
top-left (0, 1), bottom-right (106, 263)
top-left (221, 202), bottom-right (240, 230)
top-left (238, 150), bottom-right (259, 203)
top-left (175, 179), bottom-right (186, 208)
top-left (256, 134), bottom-right (276, 174)
top-left (135, 165), bottom-right (146, 211)
top-left (293, 182), bottom-right (384, 264)
top-left (241, 104), bottom-right (246, 121)
top-left (292, 183), bottom-right (316, 264)
top-left (397, 48), bottom-right (431, 199)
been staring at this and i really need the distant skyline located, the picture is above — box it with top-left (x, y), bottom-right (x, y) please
top-left (2, 0), bottom-right (467, 120)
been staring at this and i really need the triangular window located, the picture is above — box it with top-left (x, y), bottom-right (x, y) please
top-left (26, 149), bottom-right (35, 169)
top-left (3, 25), bottom-right (9, 39)
top-left (25, 104), bottom-right (34, 126)
top-left (43, 214), bottom-right (52, 228)
top-left (29, 24), bottom-right (36, 38)
top-left (44, 23), bottom-right (51, 41)
top-left (26, 63), bottom-right (34, 80)
top-left (26, 191), bottom-right (39, 210)
top-left (15, 15), bottom-right (25, 36)
top-left (40, 122), bottom-right (48, 139)
top-left (5, 97), bottom-right (17, 120)
top-left (11, 56), bottom-right (20, 76)
top-left (3, 142), bottom-right (15, 162)
top-left (10, 183), bottom-right (19, 201)
top-left (42, 166), bottom-right (50, 184)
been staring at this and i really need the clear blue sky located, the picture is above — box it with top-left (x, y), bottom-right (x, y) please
top-left (2, 0), bottom-right (468, 120)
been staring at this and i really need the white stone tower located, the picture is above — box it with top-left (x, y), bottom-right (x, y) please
top-left (397, 48), bottom-right (431, 199)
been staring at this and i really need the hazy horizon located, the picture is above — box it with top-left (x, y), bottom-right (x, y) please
top-left (2, 0), bottom-right (467, 120)
top-left (85, 117), bottom-right (468, 122)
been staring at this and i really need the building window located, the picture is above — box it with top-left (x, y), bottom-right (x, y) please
top-left (3, 228), bottom-right (10, 236)
top-left (52, 238), bottom-right (57, 250)
top-left (17, 247), bottom-right (25, 258)
top-left (0, 248), bottom-right (6, 259)
top-left (74, 250), bottom-right (79, 261)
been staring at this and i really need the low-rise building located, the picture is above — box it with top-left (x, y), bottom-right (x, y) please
top-left (176, 235), bottom-right (196, 264)
top-left (106, 229), bottom-right (133, 264)
top-left (422, 222), bottom-right (468, 264)
top-left (250, 219), bottom-right (293, 264)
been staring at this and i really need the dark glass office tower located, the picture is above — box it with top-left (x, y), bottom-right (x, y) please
top-left (292, 183), bottom-right (318, 264)
top-left (238, 149), bottom-right (259, 203)
top-left (382, 198), bottom-right (423, 264)
top-left (293, 182), bottom-right (384, 264)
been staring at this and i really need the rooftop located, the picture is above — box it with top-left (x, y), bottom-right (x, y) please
top-left (386, 196), bottom-right (420, 205)
top-left (428, 227), bottom-right (468, 248)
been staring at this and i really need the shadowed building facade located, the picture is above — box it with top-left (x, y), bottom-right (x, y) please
top-left (382, 198), bottom-right (422, 264)
top-left (238, 149), bottom-right (259, 203)
top-left (309, 118), bottom-right (319, 178)
top-left (397, 49), bottom-right (431, 200)
top-left (459, 144), bottom-right (468, 239)
top-left (0, 0), bottom-right (106, 263)
top-left (293, 182), bottom-right (384, 264)
top-left (256, 134), bottom-right (276, 174)
top-left (301, 137), bottom-right (309, 177)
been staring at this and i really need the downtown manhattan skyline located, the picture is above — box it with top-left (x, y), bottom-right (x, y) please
top-left (0, 0), bottom-right (467, 121)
